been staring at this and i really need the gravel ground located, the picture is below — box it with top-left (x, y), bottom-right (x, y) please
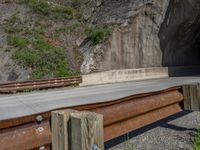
top-left (108, 111), bottom-right (200, 150)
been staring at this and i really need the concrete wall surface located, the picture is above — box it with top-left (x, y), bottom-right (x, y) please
top-left (81, 67), bottom-right (169, 86)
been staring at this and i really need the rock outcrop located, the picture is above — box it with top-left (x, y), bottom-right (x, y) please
top-left (0, 2), bottom-right (30, 82)
top-left (81, 0), bottom-right (171, 73)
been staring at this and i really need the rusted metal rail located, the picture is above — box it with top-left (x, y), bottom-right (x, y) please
top-left (0, 87), bottom-right (183, 150)
top-left (0, 76), bottom-right (82, 93)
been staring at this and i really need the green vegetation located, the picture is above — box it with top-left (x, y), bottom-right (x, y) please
top-left (3, 15), bottom-right (22, 33)
top-left (23, 0), bottom-right (76, 19)
top-left (54, 24), bottom-right (78, 38)
top-left (4, 14), bottom-right (77, 79)
top-left (86, 25), bottom-right (112, 45)
top-left (24, 0), bottom-right (49, 15)
top-left (7, 36), bottom-right (29, 48)
top-left (13, 39), bottom-right (75, 79)
top-left (194, 128), bottom-right (200, 150)
top-left (3, 0), bottom-right (113, 80)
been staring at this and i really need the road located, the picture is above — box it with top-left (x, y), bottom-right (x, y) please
top-left (0, 76), bottom-right (200, 121)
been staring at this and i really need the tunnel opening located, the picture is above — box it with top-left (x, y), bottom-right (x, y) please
top-left (159, 0), bottom-right (200, 76)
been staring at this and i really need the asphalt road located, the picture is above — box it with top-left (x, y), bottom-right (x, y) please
top-left (0, 76), bottom-right (200, 121)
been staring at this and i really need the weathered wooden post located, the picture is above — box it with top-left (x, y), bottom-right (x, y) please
top-left (51, 110), bottom-right (104, 150)
top-left (52, 109), bottom-right (76, 150)
top-left (182, 84), bottom-right (200, 111)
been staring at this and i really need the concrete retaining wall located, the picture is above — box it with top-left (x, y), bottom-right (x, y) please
top-left (80, 67), bottom-right (169, 86)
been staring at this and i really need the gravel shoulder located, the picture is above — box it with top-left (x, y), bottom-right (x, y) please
top-left (108, 111), bottom-right (200, 150)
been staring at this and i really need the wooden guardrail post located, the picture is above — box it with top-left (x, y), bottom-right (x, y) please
top-left (51, 110), bottom-right (104, 150)
top-left (52, 109), bottom-right (76, 150)
top-left (182, 84), bottom-right (200, 111)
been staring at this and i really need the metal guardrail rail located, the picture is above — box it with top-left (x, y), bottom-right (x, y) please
top-left (0, 87), bottom-right (183, 150)
top-left (0, 76), bottom-right (82, 93)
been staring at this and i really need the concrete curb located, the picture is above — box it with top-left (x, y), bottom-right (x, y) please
top-left (80, 67), bottom-right (169, 86)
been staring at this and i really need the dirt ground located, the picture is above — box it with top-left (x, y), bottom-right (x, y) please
top-left (108, 111), bottom-right (200, 150)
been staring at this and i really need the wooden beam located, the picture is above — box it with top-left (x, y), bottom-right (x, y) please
top-left (51, 109), bottom-right (77, 150)
top-left (182, 85), bottom-right (191, 110)
top-left (51, 110), bottom-right (104, 150)
top-left (70, 111), bottom-right (104, 150)
top-left (182, 84), bottom-right (200, 111)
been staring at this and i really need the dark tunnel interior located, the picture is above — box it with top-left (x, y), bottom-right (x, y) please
top-left (159, 0), bottom-right (200, 76)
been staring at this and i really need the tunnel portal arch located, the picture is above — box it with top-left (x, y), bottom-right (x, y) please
top-left (159, 0), bottom-right (200, 76)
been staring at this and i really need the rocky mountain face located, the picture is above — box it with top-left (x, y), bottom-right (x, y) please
top-left (0, 2), bottom-right (30, 82)
top-left (0, 0), bottom-right (199, 82)
top-left (81, 0), bottom-right (170, 73)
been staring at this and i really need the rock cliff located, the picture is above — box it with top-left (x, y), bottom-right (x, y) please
top-left (81, 0), bottom-right (170, 73)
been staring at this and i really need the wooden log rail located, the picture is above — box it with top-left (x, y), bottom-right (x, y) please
top-left (0, 88), bottom-right (183, 150)
top-left (0, 76), bottom-right (82, 93)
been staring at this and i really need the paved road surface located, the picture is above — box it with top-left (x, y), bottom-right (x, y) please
top-left (0, 77), bottom-right (200, 121)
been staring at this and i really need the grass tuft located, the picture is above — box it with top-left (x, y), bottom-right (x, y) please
top-left (3, 15), bottom-right (22, 33)
top-left (23, 0), bottom-right (76, 19)
top-left (194, 128), bottom-right (200, 150)
top-left (86, 25), bottom-right (112, 45)
top-left (24, 0), bottom-right (49, 15)
top-left (7, 35), bottom-right (29, 48)
top-left (53, 6), bottom-right (75, 19)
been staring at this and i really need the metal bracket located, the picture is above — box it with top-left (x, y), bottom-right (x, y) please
top-left (91, 144), bottom-right (101, 150)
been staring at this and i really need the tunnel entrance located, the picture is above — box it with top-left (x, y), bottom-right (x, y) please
top-left (159, 0), bottom-right (200, 76)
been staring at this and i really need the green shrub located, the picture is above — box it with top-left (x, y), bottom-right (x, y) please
top-left (4, 16), bottom-right (77, 79)
top-left (86, 25), bottom-right (112, 45)
top-left (4, 12), bottom-right (78, 80)
top-left (14, 49), bottom-right (39, 67)
top-left (13, 38), bottom-right (77, 79)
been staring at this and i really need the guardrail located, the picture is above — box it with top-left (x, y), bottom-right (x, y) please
top-left (0, 67), bottom-right (168, 93)
top-left (0, 76), bottom-right (82, 93)
top-left (0, 87), bottom-right (183, 149)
